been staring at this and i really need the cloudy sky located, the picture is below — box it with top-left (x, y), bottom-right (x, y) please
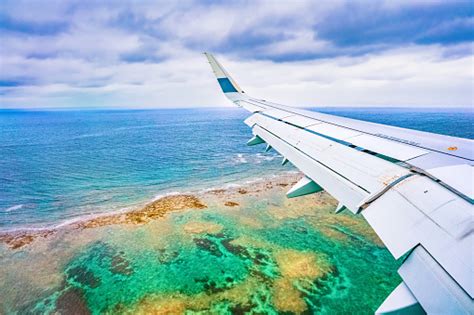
top-left (0, 0), bottom-right (472, 109)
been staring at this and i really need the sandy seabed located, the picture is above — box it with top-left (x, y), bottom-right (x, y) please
top-left (0, 172), bottom-right (400, 314)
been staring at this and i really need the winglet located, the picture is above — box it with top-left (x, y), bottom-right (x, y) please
top-left (204, 52), bottom-right (245, 100)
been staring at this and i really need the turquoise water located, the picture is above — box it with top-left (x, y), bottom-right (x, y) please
top-left (7, 187), bottom-right (400, 314)
top-left (0, 107), bottom-right (472, 229)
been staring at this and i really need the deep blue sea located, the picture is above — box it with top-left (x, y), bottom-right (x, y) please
top-left (0, 107), bottom-right (472, 230)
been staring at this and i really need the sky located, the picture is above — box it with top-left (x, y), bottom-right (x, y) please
top-left (0, 0), bottom-right (473, 109)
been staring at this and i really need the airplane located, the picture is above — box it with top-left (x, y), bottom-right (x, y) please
top-left (204, 53), bottom-right (473, 314)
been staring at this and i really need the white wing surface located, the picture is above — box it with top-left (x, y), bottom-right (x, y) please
top-left (205, 53), bottom-right (473, 314)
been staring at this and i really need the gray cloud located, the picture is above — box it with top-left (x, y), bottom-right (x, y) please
top-left (0, 0), bottom-right (472, 108)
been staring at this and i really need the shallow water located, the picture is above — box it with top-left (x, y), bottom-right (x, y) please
top-left (0, 177), bottom-right (400, 314)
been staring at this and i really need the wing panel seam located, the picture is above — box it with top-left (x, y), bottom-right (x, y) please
top-left (254, 124), bottom-right (371, 194)
top-left (248, 98), bottom-right (472, 162)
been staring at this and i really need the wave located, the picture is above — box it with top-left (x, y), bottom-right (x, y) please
top-left (72, 125), bottom-right (158, 140)
top-left (230, 152), bottom-right (282, 166)
top-left (232, 153), bottom-right (248, 164)
top-left (254, 153), bottom-right (281, 164)
top-left (0, 170), bottom-right (300, 234)
top-left (3, 204), bottom-right (23, 212)
top-left (151, 191), bottom-right (181, 201)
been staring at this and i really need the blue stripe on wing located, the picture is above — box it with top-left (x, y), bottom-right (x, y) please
top-left (217, 78), bottom-right (238, 93)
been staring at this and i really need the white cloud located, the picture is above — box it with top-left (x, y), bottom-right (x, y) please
top-left (218, 45), bottom-right (473, 107)
top-left (0, 0), bottom-right (472, 108)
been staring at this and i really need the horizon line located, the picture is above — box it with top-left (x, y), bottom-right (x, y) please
top-left (0, 105), bottom-right (473, 112)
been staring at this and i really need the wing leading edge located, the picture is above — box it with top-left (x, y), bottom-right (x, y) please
top-left (205, 53), bottom-right (473, 314)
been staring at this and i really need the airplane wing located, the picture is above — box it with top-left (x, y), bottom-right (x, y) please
top-left (204, 53), bottom-right (473, 314)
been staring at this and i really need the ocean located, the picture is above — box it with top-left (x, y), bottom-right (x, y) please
top-left (1, 107), bottom-right (472, 230)
top-left (0, 108), bottom-right (283, 229)
top-left (0, 106), bottom-right (472, 314)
